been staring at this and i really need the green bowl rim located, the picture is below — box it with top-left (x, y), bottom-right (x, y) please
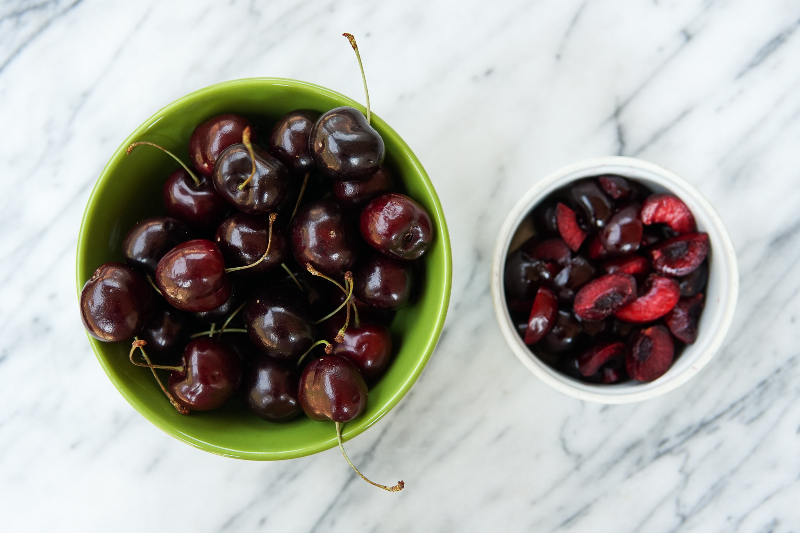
top-left (76, 77), bottom-right (452, 460)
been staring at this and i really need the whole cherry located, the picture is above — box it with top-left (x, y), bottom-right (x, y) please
top-left (360, 193), bottom-right (433, 261)
top-left (168, 337), bottom-right (243, 411)
top-left (155, 239), bottom-right (232, 313)
top-left (189, 113), bottom-right (254, 177)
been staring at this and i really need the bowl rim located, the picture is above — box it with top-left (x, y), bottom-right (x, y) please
top-left (77, 77), bottom-right (453, 459)
top-left (490, 156), bottom-right (738, 404)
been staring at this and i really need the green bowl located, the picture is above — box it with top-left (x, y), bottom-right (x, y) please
top-left (76, 78), bottom-right (452, 460)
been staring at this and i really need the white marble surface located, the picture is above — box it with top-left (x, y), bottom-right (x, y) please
top-left (1, 0), bottom-right (800, 531)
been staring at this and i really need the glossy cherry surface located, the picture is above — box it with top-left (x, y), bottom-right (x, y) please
top-left (332, 166), bottom-right (395, 209)
top-left (290, 199), bottom-right (358, 275)
top-left (155, 239), bottom-right (231, 313)
top-left (328, 322), bottom-right (393, 384)
top-left (80, 262), bottom-right (154, 342)
top-left (298, 354), bottom-right (368, 422)
top-left (360, 193), bottom-right (433, 261)
top-left (139, 304), bottom-right (191, 364)
top-left (268, 109), bottom-right (320, 174)
top-left (310, 106), bottom-right (385, 181)
top-left (353, 252), bottom-right (413, 310)
top-left (215, 214), bottom-right (288, 275)
top-left (168, 337), bottom-right (243, 411)
top-left (244, 285), bottom-right (315, 360)
top-left (242, 355), bottom-right (303, 422)
top-left (122, 216), bottom-right (192, 273)
top-left (163, 169), bottom-right (229, 230)
top-left (570, 179), bottom-right (613, 230)
top-left (213, 144), bottom-right (289, 215)
top-left (189, 113), bottom-right (253, 177)
top-left (599, 204), bottom-right (642, 254)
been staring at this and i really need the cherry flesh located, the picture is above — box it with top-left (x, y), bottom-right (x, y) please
top-left (268, 109), bottom-right (320, 175)
top-left (215, 214), bottom-right (288, 275)
top-left (155, 239), bottom-right (231, 313)
top-left (189, 113), bottom-right (254, 177)
top-left (244, 285), bottom-right (315, 360)
top-left (577, 341), bottom-right (627, 377)
top-left (360, 193), bottom-right (433, 261)
top-left (290, 199), bottom-right (358, 276)
top-left (524, 287), bottom-right (558, 345)
top-left (556, 202), bottom-right (586, 252)
top-left (626, 325), bottom-right (674, 382)
top-left (641, 194), bottom-right (696, 234)
top-left (649, 233), bottom-right (709, 276)
top-left (122, 216), bottom-right (192, 273)
top-left (614, 274), bottom-right (680, 323)
top-left (353, 252), bottom-right (413, 310)
top-left (163, 169), bottom-right (230, 231)
top-left (213, 143), bottom-right (289, 215)
top-left (573, 273), bottom-right (637, 321)
top-left (242, 355), bottom-right (303, 422)
top-left (310, 106), bottom-right (385, 181)
top-left (168, 337), bottom-right (243, 411)
top-left (80, 262), bottom-right (154, 342)
top-left (298, 354), bottom-right (368, 422)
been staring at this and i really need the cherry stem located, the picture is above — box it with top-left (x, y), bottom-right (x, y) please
top-left (290, 172), bottom-right (310, 222)
top-left (127, 142), bottom-right (201, 187)
top-left (343, 33), bottom-right (371, 124)
top-left (146, 274), bottom-right (163, 297)
top-left (190, 328), bottom-right (247, 338)
top-left (335, 422), bottom-right (404, 492)
top-left (350, 297), bottom-right (361, 328)
top-left (225, 213), bottom-right (277, 273)
top-left (218, 302), bottom-right (247, 337)
top-left (237, 127), bottom-right (256, 191)
top-left (314, 272), bottom-right (354, 326)
top-left (296, 339), bottom-right (332, 367)
top-left (305, 264), bottom-right (347, 294)
top-left (130, 339), bottom-right (189, 415)
top-left (208, 323), bottom-right (215, 337)
top-left (281, 263), bottom-right (305, 293)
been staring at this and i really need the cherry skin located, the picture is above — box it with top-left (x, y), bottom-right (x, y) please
top-left (155, 239), bottom-right (231, 313)
top-left (213, 143), bottom-right (289, 215)
top-left (193, 281), bottom-right (243, 325)
top-left (122, 216), bottom-right (192, 273)
top-left (168, 337), bottom-right (243, 411)
top-left (163, 169), bottom-right (230, 231)
top-left (80, 262), bottom-right (154, 342)
top-left (242, 355), bottom-right (302, 422)
top-left (215, 214), bottom-right (288, 275)
top-left (326, 321), bottom-right (393, 384)
top-left (298, 354), bottom-right (368, 422)
top-left (268, 109), bottom-right (320, 175)
top-left (290, 199), bottom-right (358, 276)
top-left (360, 193), bottom-right (433, 261)
top-left (332, 166), bottom-right (396, 210)
top-left (244, 285), bottom-right (315, 360)
top-left (138, 304), bottom-right (191, 364)
top-left (310, 106), bottom-right (385, 181)
top-left (189, 113), bottom-right (254, 177)
top-left (352, 252), bottom-right (413, 310)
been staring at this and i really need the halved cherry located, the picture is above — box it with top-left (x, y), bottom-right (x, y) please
top-left (641, 194), bottom-right (696, 234)
top-left (665, 293), bottom-right (704, 343)
top-left (577, 341), bottom-right (627, 377)
top-left (627, 325), bottom-right (674, 382)
top-left (573, 273), bottom-right (637, 321)
top-left (602, 255), bottom-right (650, 276)
top-left (597, 175), bottom-right (632, 200)
top-left (527, 238), bottom-right (572, 266)
top-left (614, 274), bottom-right (680, 323)
top-left (523, 287), bottom-right (558, 345)
top-left (556, 203), bottom-right (586, 252)
top-left (586, 234), bottom-right (609, 260)
top-left (600, 205), bottom-right (642, 255)
top-left (649, 233), bottom-right (709, 276)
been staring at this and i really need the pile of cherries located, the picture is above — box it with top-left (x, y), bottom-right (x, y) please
top-left (80, 35), bottom-right (429, 492)
top-left (504, 175), bottom-right (709, 384)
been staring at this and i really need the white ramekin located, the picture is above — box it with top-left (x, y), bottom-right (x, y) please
top-left (490, 157), bottom-right (738, 403)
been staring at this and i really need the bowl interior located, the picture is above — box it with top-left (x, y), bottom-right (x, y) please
top-left (77, 78), bottom-right (452, 459)
top-left (491, 157), bottom-right (737, 403)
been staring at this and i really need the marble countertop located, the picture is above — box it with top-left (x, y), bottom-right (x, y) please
top-left (2, 0), bottom-right (799, 531)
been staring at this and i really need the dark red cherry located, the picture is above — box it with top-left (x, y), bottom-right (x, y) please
top-left (552, 256), bottom-right (596, 302)
top-left (664, 293), bottom-right (704, 344)
top-left (353, 252), bottom-right (413, 310)
top-left (504, 250), bottom-right (553, 301)
top-left (155, 239), bottom-right (231, 313)
top-left (524, 287), bottom-right (558, 345)
top-left (641, 194), bottom-right (696, 234)
top-left (80, 262), bottom-right (154, 342)
top-left (570, 179), bottom-right (613, 230)
top-left (602, 255), bottom-right (650, 276)
top-left (526, 238), bottom-right (572, 266)
top-left (290, 199), bottom-right (358, 276)
top-left (360, 193), bottom-right (433, 261)
top-left (649, 233), bottom-right (709, 276)
top-left (189, 114), bottom-right (253, 177)
top-left (163, 169), bottom-right (229, 231)
top-left (627, 325), bottom-right (674, 382)
top-left (310, 106), bottom-right (385, 181)
top-left (268, 109), bottom-right (320, 175)
top-left (298, 355), bottom-right (368, 422)
top-left (531, 200), bottom-right (559, 236)
top-left (193, 281), bottom-right (243, 325)
top-left (577, 341), bottom-right (627, 377)
top-left (597, 175), bottom-right (633, 200)
top-left (614, 274), bottom-right (680, 323)
top-left (213, 143), bottom-right (289, 215)
top-left (678, 261), bottom-right (708, 297)
top-left (168, 337), bottom-right (242, 411)
top-left (573, 273), bottom-right (637, 321)
top-left (538, 310), bottom-right (584, 355)
top-left (242, 355), bottom-right (302, 422)
top-left (333, 166), bottom-right (396, 209)
top-left (600, 205), bottom-right (643, 255)
top-left (215, 214), bottom-right (288, 275)
top-left (555, 203), bottom-right (586, 252)
top-left (329, 322), bottom-right (393, 384)
top-left (122, 216), bottom-right (192, 273)
top-left (244, 285), bottom-right (315, 360)
top-left (138, 304), bottom-right (191, 364)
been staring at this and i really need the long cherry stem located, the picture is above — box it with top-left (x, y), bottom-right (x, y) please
top-left (218, 302), bottom-right (247, 337)
top-left (336, 422), bottom-right (404, 492)
top-left (225, 213), bottom-right (277, 273)
top-left (342, 33), bottom-right (371, 124)
top-left (314, 273), bottom-right (354, 325)
top-left (296, 339), bottom-right (333, 367)
top-left (127, 142), bottom-right (201, 187)
top-left (130, 339), bottom-right (189, 415)
top-left (290, 172), bottom-right (310, 221)
top-left (238, 127), bottom-right (257, 190)
top-left (190, 328), bottom-right (247, 338)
